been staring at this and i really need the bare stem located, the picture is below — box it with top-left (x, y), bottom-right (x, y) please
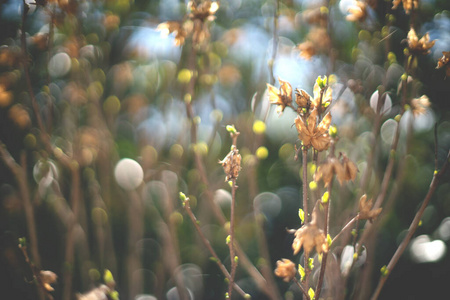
top-left (370, 149), bottom-right (450, 300)
top-left (331, 216), bottom-right (358, 245)
top-left (183, 198), bottom-right (248, 297)
top-left (294, 277), bottom-right (310, 300)
top-left (269, 0), bottom-right (279, 85)
top-left (228, 178), bottom-right (238, 298)
top-left (62, 165), bottom-right (81, 300)
top-left (183, 23), bottom-right (279, 300)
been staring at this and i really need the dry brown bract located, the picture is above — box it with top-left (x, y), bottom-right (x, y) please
top-left (188, 0), bottom-right (219, 22)
top-left (436, 51), bottom-right (450, 77)
top-left (346, 1), bottom-right (368, 22)
top-left (316, 157), bottom-right (344, 187)
top-left (392, 0), bottom-right (418, 14)
top-left (294, 108), bottom-right (331, 151)
top-left (297, 40), bottom-right (316, 60)
top-left (267, 78), bottom-right (293, 115)
top-left (296, 81), bottom-right (332, 111)
top-left (292, 220), bottom-right (328, 256)
top-left (411, 95), bottom-right (430, 116)
top-left (157, 21), bottom-right (187, 46)
top-left (407, 28), bottom-right (435, 56)
top-left (274, 259), bottom-right (296, 282)
top-left (219, 145), bottom-right (241, 181)
top-left (316, 154), bottom-right (357, 186)
top-left (340, 153), bottom-right (358, 184)
top-left (358, 194), bottom-right (382, 222)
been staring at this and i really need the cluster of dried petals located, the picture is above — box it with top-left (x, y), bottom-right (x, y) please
top-left (157, 1), bottom-right (219, 46)
top-left (346, 1), bottom-right (368, 22)
top-left (295, 108), bottom-right (332, 151)
top-left (297, 27), bottom-right (330, 60)
top-left (436, 51), bottom-right (450, 77)
top-left (292, 221), bottom-right (328, 255)
top-left (267, 78), bottom-right (293, 115)
top-left (219, 145), bottom-right (241, 181)
top-left (316, 154), bottom-right (357, 186)
top-left (297, 40), bottom-right (316, 60)
top-left (392, 0), bottom-right (418, 14)
top-left (274, 259), bottom-right (296, 282)
top-left (296, 80), bottom-right (332, 111)
top-left (188, 0), bottom-right (219, 22)
top-left (411, 95), bottom-right (430, 116)
top-left (157, 21), bottom-right (188, 46)
top-left (358, 194), bottom-right (382, 222)
top-left (40, 270), bottom-right (57, 292)
top-left (407, 28), bottom-right (435, 56)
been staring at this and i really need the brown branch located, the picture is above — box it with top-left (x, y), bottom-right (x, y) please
top-left (370, 149), bottom-right (450, 300)
top-left (0, 144), bottom-right (41, 274)
top-left (183, 197), bottom-right (248, 298)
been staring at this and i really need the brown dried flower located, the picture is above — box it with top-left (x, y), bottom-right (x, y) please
top-left (296, 81), bottom-right (332, 111)
top-left (157, 21), bottom-right (187, 46)
top-left (297, 40), bottom-right (316, 60)
top-left (294, 108), bottom-right (332, 151)
top-left (267, 78), bottom-right (293, 115)
top-left (411, 95), bottom-right (430, 116)
top-left (188, 0), bottom-right (219, 22)
top-left (340, 153), bottom-right (358, 184)
top-left (292, 213), bottom-right (328, 255)
top-left (219, 145), bottom-right (241, 181)
top-left (40, 270), bottom-right (57, 292)
top-left (407, 28), bottom-right (435, 56)
top-left (346, 1), bottom-right (368, 22)
top-left (316, 157), bottom-right (344, 187)
top-left (392, 0), bottom-right (418, 14)
top-left (358, 194), bottom-right (382, 222)
top-left (274, 259), bottom-right (296, 282)
top-left (436, 51), bottom-right (450, 77)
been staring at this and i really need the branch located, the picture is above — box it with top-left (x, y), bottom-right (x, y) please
top-left (370, 148), bottom-right (450, 300)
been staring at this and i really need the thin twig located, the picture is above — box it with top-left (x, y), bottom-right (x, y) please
top-left (183, 198), bottom-right (248, 298)
top-left (370, 149), bottom-right (450, 300)
top-left (293, 277), bottom-right (310, 300)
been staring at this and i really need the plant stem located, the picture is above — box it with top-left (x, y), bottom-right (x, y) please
top-left (370, 149), bottom-right (450, 300)
top-left (183, 198), bottom-right (248, 297)
top-left (269, 0), bottom-right (279, 85)
top-left (294, 277), bottom-right (310, 300)
top-left (228, 178), bottom-right (238, 298)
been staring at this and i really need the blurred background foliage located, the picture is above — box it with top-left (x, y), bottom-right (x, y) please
top-left (0, 0), bottom-right (449, 299)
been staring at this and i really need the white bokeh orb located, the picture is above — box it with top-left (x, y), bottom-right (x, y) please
top-left (114, 158), bottom-right (144, 191)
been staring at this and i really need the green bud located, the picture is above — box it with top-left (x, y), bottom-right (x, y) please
top-left (298, 208), bottom-right (305, 223)
top-left (179, 192), bottom-right (187, 201)
top-left (234, 256), bottom-right (239, 263)
top-left (209, 256), bottom-right (219, 263)
top-left (308, 288), bottom-right (315, 300)
top-left (298, 264), bottom-right (305, 281)
top-left (308, 258), bottom-right (314, 270)
top-left (309, 181), bottom-right (318, 191)
top-left (327, 234), bottom-right (332, 247)
top-left (244, 294), bottom-right (252, 299)
top-left (380, 265), bottom-right (389, 276)
top-left (329, 125), bottom-right (338, 138)
top-left (104, 269), bottom-right (115, 286)
top-left (226, 125), bottom-right (237, 134)
top-left (317, 75), bottom-right (327, 89)
top-left (226, 235), bottom-right (231, 245)
top-left (109, 291), bottom-right (119, 300)
top-left (18, 237), bottom-right (27, 248)
top-left (322, 191), bottom-right (329, 204)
